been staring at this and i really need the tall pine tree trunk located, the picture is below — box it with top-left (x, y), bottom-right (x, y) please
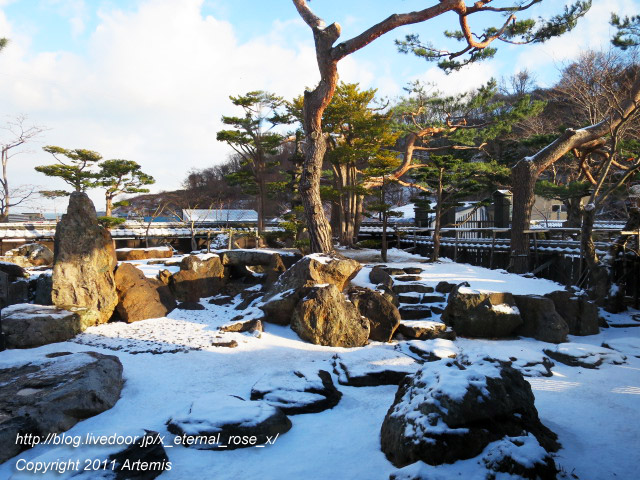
top-left (564, 197), bottom-right (582, 228)
top-left (581, 207), bottom-right (610, 305)
top-left (431, 176), bottom-right (443, 262)
top-left (510, 160), bottom-right (537, 273)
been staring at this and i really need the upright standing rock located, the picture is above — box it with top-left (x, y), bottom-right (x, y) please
top-left (51, 192), bottom-right (118, 325)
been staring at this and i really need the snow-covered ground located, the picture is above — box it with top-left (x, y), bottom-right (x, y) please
top-left (2, 250), bottom-right (639, 479)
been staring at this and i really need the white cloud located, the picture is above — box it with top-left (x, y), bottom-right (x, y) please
top-left (0, 0), bottom-right (333, 211)
top-left (513, 0), bottom-right (639, 86)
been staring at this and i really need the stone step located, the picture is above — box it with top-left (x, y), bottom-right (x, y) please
top-left (397, 293), bottom-right (422, 304)
top-left (395, 320), bottom-right (456, 341)
top-left (420, 294), bottom-right (447, 304)
top-left (394, 275), bottom-right (423, 282)
top-left (398, 305), bottom-right (432, 320)
top-left (392, 284), bottom-right (435, 294)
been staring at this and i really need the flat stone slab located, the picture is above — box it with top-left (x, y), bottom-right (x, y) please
top-left (1, 304), bottom-right (90, 349)
top-left (392, 284), bottom-right (435, 294)
top-left (398, 305), bottom-right (433, 320)
top-left (602, 337), bottom-right (640, 358)
top-left (250, 369), bottom-right (341, 414)
top-left (167, 394), bottom-right (292, 450)
top-left (0, 351), bottom-right (123, 463)
top-left (544, 343), bottom-right (626, 369)
top-left (332, 346), bottom-right (419, 387)
top-left (396, 338), bottom-right (460, 362)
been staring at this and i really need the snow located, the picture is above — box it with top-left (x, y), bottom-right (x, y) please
top-left (1, 303), bottom-right (74, 320)
top-left (115, 246), bottom-right (172, 252)
top-left (169, 394), bottom-right (278, 435)
top-left (491, 303), bottom-right (520, 315)
top-left (2, 252), bottom-right (640, 480)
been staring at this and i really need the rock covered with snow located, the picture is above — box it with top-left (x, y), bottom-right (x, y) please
top-left (395, 320), bottom-right (455, 341)
top-left (396, 338), bottom-right (459, 362)
top-left (513, 295), bottom-right (569, 344)
top-left (332, 346), bottom-right (419, 387)
top-left (441, 286), bottom-right (523, 338)
top-left (380, 358), bottom-right (559, 468)
top-left (603, 337), bottom-right (640, 358)
top-left (115, 246), bottom-right (173, 261)
top-left (544, 343), bottom-right (626, 368)
top-left (51, 192), bottom-right (118, 325)
top-left (4, 242), bottom-right (53, 267)
top-left (0, 304), bottom-right (93, 348)
top-left (291, 284), bottom-right (370, 347)
top-left (347, 286), bottom-right (400, 342)
top-left (390, 434), bottom-right (558, 480)
top-left (545, 290), bottom-right (600, 336)
top-left (114, 263), bottom-right (175, 322)
top-left (260, 253), bottom-right (361, 325)
top-left (250, 369), bottom-right (341, 414)
top-left (0, 351), bottom-right (123, 463)
top-left (169, 254), bottom-right (226, 302)
top-left (167, 394), bottom-right (292, 450)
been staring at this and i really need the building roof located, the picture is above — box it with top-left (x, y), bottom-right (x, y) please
top-left (181, 209), bottom-right (258, 223)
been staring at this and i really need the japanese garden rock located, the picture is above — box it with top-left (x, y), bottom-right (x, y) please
top-left (389, 434), bottom-right (558, 480)
top-left (170, 254), bottom-right (226, 302)
top-left (544, 290), bottom-right (600, 336)
top-left (369, 265), bottom-right (393, 288)
top-left (441, 286), bottom-right (523, 338)
top-left (176, 301), bottom-right (205, 310)
top-left (395, 320), bottom-right (455, 341)
top-left (543, 343), bottom-right (626, 369)
top-left (220, 318), bottom-right (263, 334)
top-left (33, 274), bottom-right (53, 305)
top-left (51, 192), bottom-right (118, 325)
top-left (115, 247), bottom-right (173, 261)
top-left (260, 253), bottom-right (361, 325)
top-left (4, 243), bottom-right (53, 267)
top-left (380, 358), bottom-right (559, 468)
top-left (0, 304), bottom-right (94, 348)
top-left (0, 351), bottom-right (123, 463)
top-left (290, 284), bottom-right (369, 347)
top-left (114, 263), bottom-right (175, 322)
top-left (347, 286), bottom-right (400, 342)
top-left (402, 267), bottom-right (423, 274)
top-left (167, 394), bottom-right (292, 450)
top-left (332, 347), bottom-right (419, 387)
top-left (394, 275), bottom-right (423, 282)
top-left (513, 295), bottom-right (569, 344)
top-left (0, 261), bottom-right (27, 280)
top-left (435, 281), bottom-right (456, 294)
top-left (219, 249), bottom-right (280, 266)
top-left (396, 338), bottom-right (459, 362)
top-left (250, 369), bottom-right (341, 414)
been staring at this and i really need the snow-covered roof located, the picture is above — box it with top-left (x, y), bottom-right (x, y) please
top-left (182, 209), bottom-right (258, 223)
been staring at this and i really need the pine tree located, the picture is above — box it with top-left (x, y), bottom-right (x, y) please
top-left (216, 91), bottom-right (290, 235)
top-left (35, 146), bottom-right (102, 193)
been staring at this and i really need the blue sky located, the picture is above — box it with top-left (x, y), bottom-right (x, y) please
top-left (1, 0), bottom-right (639, 214)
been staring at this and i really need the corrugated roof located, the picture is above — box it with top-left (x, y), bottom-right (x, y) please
top-left (182, 209), bottom-right (258, 222)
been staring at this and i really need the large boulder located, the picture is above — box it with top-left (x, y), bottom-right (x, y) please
top-left (108, 430), bottom-right (170, 480)
top-left (114, 263), bottom-right (176, 322)
top-left (51, 192), bottom-right (118, 325)
top-left (4, 243), bottom-right (54, 267)
top-left (115, 247), bottom-right (173, 261)
top-left (441, 286), bottom-right (523, 338)
top-left (0, 351), bottom-right (123, 463)
top-left (290, 284), bottom-right (369, 347)
top-left (380, 358), bottom-right (559, 468)
top-left (167, 394), bottom-right (292, 450)
top-left (332, 347), bottom-right (419, 386)
top-left (260, 253), bottom-right (361, 325)
top-left (545, 290), bottom-right (600, 336)
top-left (347, 287), bottom-right (400, 342)
top-left (170, 254), bottom-right (226, 302)
top-left (513, 295), bottom-right (569, 344)
top-left (0, 261), bottom-right (28, 280)
top-left (0, 304), bottom-right (98, 348)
